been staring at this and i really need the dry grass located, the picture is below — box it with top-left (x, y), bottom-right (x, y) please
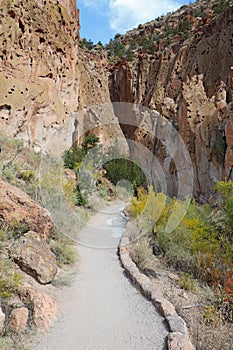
top-left (129, 238), bottom-right (233, 350)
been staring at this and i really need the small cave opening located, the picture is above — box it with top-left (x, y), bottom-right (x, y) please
top-left (0, 104), bottom-right (11, 120)
top-left (39, 37), bottom-right (45, 44)
top-left (8, 10), bottom-right (16, 19)
top-left (18, 18), bottom-right (25, 33)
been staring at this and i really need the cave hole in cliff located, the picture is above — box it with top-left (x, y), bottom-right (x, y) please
top-left (18, 19), bottom-right (25, 34)
top-left (35, 28), bottom-right (44, 34)
top-left (226, 90), bottom-right (231, 104)
top-left (8, 10), bottom-right (16, 19)
top-left (0, 105), bottom-right (11, 120)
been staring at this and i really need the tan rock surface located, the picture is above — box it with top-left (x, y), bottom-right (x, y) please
top-left (10, 231), bottom-right (57, 284)
top-left (168, 332), bottom-right (194, 350)
top-left (19, 286), bottom-right (58, 331)
top-left (8, 307), bottom-right (29, 333)
top-left (0, 307), bottom-right (5, 334)
top-left (109, 3), bottom-right (233, 199)
top-left (0, 0), bottom-right (127, 155)
top-left (0, 178), bottom-right (54, 239)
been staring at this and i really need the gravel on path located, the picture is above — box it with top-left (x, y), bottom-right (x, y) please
top-left (36, 202), bottom-right (168, 350)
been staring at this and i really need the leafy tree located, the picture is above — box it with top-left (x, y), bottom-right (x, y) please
top-left (79, 38), bottom-right (94, 50)
top-left (114, 33), bottom-right (121, 40)
top-left (63, 135), bottom-right (100, 170)
top-left (103, 158), bottom-right (146, 190)
top-left (213, 0), bottom-right (230, 14)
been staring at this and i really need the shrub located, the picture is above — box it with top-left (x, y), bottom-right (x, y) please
top-left (63, 135), bottom-right (99, 170)
top-left (179, 272), bottom-right (198, 292)
top-left (0, 221), bottom-right (29, 240)
top-left (130, 238), bottom-right (155, 274)
top-left (50, 234), bottom-right (77, 267)
top-left (74, 184), bottom-right (88, 206)
top-left (213, 0), bottom-right (230, 15)
top-left (129, 183), bottom-right (233, 308)
top-left (0, 261), bottom-right (23, 298)
top-left (104, 158), bottom-right (146, 191)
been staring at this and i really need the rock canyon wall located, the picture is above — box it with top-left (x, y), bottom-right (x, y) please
top-left (109, 3), bottom-right (233, 200)
top-left (0, 0), bottom-right (232, 199)
top-left (0, 0), bottom-right (126, 155)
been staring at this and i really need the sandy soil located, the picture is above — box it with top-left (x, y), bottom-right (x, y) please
top-left (35, 202), bottom-right (168, 350)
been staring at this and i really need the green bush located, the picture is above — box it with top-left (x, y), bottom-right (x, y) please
top-left (63, 135), bottom-right (99, 170)
top-left (50, 235), bottom-right (77, 267)
top-left (0, 261), bottom-right (23, 298)
top-left (213, 0), bottom-right (230, 14)
top-left (179, 272), bottom-right (198, 292)
top-left (74, 184), bottom-right (88, 206)
top-left (130, 183), bottom-right (233, 297)
top-left (104, 158), bottom-right (146, 190)
top-left (0, 221), bottom-right (29, 241)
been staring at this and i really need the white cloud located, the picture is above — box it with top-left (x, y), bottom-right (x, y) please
top-left (79, 0), bottom-right (184, 34)
top-left (79, 0), bottom-right (108, 12)
top-left (109, 0), bottom-right (181, 33)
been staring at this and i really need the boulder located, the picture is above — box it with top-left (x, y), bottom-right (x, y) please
top-left (167, 316), bottom-right (188, 334)
top-left (168, 332), bottom-right (194, 350)
top-left (10, 231), bottom-right (57, 284)
top-left (0, 179), bottom-right (54, 239)
top-left (151, 293), bottom-right (178, 318)
top-left (168, 273), bottom-right (180, 282)
top-left (0, 307), bottom-right (5, 334)
top-left (8, 307), bottom-right (28, 333)
top-left (19, 286), bottom-right (57, 331)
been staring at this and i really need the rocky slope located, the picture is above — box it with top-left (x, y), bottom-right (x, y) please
top-left (108, 0), bottom-right (233, 200)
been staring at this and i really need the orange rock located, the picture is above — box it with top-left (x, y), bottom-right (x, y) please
top-left (0, 179), bottom-right (54, 239)
top-left (19, 286), bottom-right (58, 331)
top-left (8, 307), bottom-right (28, 333)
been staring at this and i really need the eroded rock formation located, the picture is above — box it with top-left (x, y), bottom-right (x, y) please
top-left (0, 0), bottom-right (232, 200)
top-left (109, 3), bottom-right (233, 200)
top-left (0, 0), bottom-right (127, 155)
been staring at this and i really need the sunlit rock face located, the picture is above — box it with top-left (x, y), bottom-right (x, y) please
top-left (109, 4), bottom-right (233, 200)
top-left (0, 0), bottom-right (127, 155)
top-left (1, 0), bottom-right (232, 200)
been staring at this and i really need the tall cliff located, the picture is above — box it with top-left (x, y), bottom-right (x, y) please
top-left (0, 0), bottom-right (127, 154)
top-left (0, 0), bottom-right (232, 200)
top-left (109, 1), bottom-right (233, 200)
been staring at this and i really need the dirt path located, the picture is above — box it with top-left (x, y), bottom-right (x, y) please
top-left (36, 202), bottom-right (168, 350)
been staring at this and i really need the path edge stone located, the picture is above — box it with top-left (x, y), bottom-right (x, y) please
top-left (118, 235), bottom-right (196, 350)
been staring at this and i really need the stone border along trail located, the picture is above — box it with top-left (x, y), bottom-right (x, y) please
top-left (35, 202), bottom-right (168, 350)
top-left (119, 223), bottom-right (195, 350)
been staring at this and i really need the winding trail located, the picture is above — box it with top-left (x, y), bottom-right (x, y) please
top-left (36, 202), bottom-right (168, 350)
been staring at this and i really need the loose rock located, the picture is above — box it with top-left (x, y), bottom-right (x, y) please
top-left (19, 286), bottom-right (57, 331)
top-left (0, 179), bottom-right (54, 239)
top-left (0, 307), bottom-right (5, 334)
top-left (8, 307), bottom-right (28, 333)
top-left (168, 332), bottom-right (194, 350)
top-left (10, 231), bottom-right (57, 284)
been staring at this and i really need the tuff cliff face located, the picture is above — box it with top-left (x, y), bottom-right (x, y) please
top-left (0, 0), bottom-right (232, 200)
top-left (109, 2), bottom-right (233, 200)
top-left (0, 0), bottom-right (127, 154)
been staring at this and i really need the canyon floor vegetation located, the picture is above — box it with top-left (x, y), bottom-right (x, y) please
top-left (128, 184), bottom-right (233, 349)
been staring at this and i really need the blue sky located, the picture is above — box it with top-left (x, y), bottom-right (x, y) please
top-left (77, 0), bottom-right (191, 44)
